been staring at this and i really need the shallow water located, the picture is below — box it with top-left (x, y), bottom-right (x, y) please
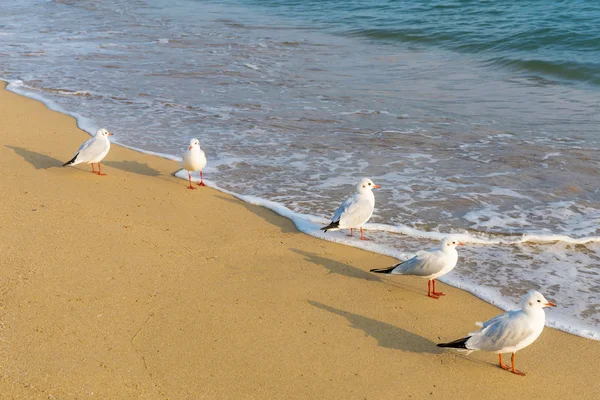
top-left (1, 0), bottom-right (599, 339)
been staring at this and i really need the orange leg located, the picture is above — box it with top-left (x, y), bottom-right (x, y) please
top-left (197, 170), bottom-right (206, 186)
top-left (432, 279), bottom-right (445, 296)
top-left (360, 227), bottom-right (367, 240)
top-left (510, 353), bottom-right (526, 376)
top-left (348, 228), bottom-right (354, 237)
top-left (427, 280), bottom-right (439, 299)
top-left (498, 354), bottom-right (510, 370)
top-left (187, 172), bottom-right (196, 190)
top-left (91, 163), bottom-right (97, 173)
top-left (97, 163), bottom-right (106, 176)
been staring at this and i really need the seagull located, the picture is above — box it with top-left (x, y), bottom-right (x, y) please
top-left (320, 178), bottom-right (380, 240)
top-left (63, 128), bottom-right (113, 175)
top-left (437, 290), bottom-right (557, 376)
top-left (370, 237), bottom-right (463, 299)
top-left (181, 138), bottom-right (207, 190)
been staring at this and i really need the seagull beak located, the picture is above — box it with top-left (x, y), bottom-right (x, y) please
top-left (458, 242), bottom-right (464, 246)
top-left (108, 132), bottom-right (114, 136)
top-left (189, 146), bottom-right (193, 150)
top-left (373, 184), bottom-right (381, 189)
top-left (545, 302), bottom-right (557, 307)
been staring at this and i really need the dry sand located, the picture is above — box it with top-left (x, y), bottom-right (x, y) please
top-left (0, 82), bottom-right (598, 399)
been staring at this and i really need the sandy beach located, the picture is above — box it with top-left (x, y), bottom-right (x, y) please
top-left (0, 82), bottom-right (598, 399)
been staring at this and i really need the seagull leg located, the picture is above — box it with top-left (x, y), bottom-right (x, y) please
top-left (197, 171), bottom-right (206, 186)
top-left (498, 354), bottom-right (510, 370)
top-left (91, 163), bottom-right (97, 174)
top-left (97, 163), bottom-right (106, 176)
top-left (360, 227), bottom-right (368, 240)
top-left (187, 172), bottom-right (196, 190)
top-left (427, 280), bottom-right (439, 299)
top-left (432, 279), bottom-right (445, 296)
top-left (348, 228), bottom-right (354, 237)
top-left (510, 353), bottom-right (526, 376)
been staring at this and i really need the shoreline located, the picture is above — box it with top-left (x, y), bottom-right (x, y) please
top-left (6, 79), bottom-right (599, 341)
top-left (1, 82), bottom-right (599, 398)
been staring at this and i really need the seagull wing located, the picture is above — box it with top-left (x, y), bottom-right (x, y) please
top-left (331, 194), bottom-right (358, 223)
top-left (338, 195), bottom-right (374, 228)
top-left (76, 137), bottom-right (109, 163)
top-left (466, 311), bottom-right (534, 352)
top-left (388, 249), bottom-right (446, 277)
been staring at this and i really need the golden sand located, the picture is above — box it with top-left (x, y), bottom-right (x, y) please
top-left (0, 83), bottom-right (598, 399)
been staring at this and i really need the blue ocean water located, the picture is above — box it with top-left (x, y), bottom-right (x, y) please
top-left (0, 0), bottom-right (599, 339)
top-left (230, 0), bottom-right (600, 86)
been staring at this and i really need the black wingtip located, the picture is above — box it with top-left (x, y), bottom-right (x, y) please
top-left (369, 264), bottom-right (398, 274)
top-left (437, 336), bottom-right (470, 349)
top-left (320, 221), bottom-right (339, 232)
top-left (62, 153), bottom-right (79, 167)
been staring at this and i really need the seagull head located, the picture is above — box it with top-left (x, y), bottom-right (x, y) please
top-left (189, 138), bottom-right (200, 150)
top-left (96, 128), bottom-right (113, 138)
top-left (522, 290), bottom-right (557, 311)
top-left (440, 237), bottom-right (464, 249)
top-left (356, 178), bottom-right (380, 193)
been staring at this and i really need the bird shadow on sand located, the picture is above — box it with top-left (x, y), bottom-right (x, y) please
top-left (291, 248), bottom-right (382, 283)
top-left (309, 300), bottom-right (443, 354)
top-left (214, 194), bottom-right (297, 234)
top-left (5, 146), bottom-right (63, 169)
top-left (292, 248), bottom-right (426, 296)
top-left (103, 160), bottom-right (160, 177)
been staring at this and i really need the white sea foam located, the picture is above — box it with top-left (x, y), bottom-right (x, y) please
top-left (173, 170), bottom-right (600, 340)
top-left (244, 63), bottom-right (260, 70)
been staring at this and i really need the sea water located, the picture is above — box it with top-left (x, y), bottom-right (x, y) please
top-left (1, 0), bottom-right (599, 339)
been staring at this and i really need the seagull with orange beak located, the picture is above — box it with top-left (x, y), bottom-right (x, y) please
top-left (370, 237), bottom-right (463, 299)
top-left (181, 138), bottom-right (207, 189)
top-left (321, 178), bottom-right (381, 240)
top-left (63, 128), bottom-right (113, 175)
top-left (438, 290), bottom-right (557, 376)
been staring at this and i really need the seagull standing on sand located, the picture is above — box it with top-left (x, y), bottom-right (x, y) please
top-left (370, 237), bottom-right (463, 299)
top-left (181, 138), bottom-right (207, 189)
top-left (437, 290), bottom-right (557, 376)
top-left (63, 128), bottom-right (113, 175)
top-left (320, 178), bottom-right (380, 240)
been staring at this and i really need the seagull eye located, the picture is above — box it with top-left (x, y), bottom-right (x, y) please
top-left (537, 300), bottom-right (541, 303)
top-left (368, 183), bottom-right (371, 185)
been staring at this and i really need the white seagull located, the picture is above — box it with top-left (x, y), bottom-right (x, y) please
top-left (320, 178), bottom-right (380, 240)
top-left (370, 237), bottom-right (463, 299)
top-left (63, 128), bottom-right (113, 175)
top-left (181, 138), bottom-right (207, 189)
top-left (437, 290), bottom-right (557, 376)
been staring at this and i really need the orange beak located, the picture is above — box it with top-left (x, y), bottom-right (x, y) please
top-left (545, 302), bottom-right (557, 307)
top-left (458, 242), bottom-right (464, 246)
top-left (108, 132), bottom-right (113, 136)
top-left (189, 146), bottom-right (193, 150)
top-left (373, 184), bottom-right (381, 189)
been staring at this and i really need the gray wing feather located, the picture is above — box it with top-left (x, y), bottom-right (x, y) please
top-left (77, 137), bottom-right (94, 153)
top-left (389, 251), bottom-right (445, 277)
top-left (331, 194), bottom-right (358, 223)
top-left (466, 311), bottom-right (532, 352)
top-left (76, 137), bottom-right (109, 162)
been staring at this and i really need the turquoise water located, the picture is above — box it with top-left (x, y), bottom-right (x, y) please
top-left (229, 0), bottom-right (600, 86)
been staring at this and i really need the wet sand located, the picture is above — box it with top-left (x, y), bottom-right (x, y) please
top-left (0, 82), bottom-right (598, 399)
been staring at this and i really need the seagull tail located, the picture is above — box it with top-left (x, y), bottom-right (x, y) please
top-left (369, 264), bottom-right (398, 274)
top-left (437, 336), bottom-right (470, 349)
top-left (62, 153), bottom-right (79, 167)
top-left (320, 221), bottom-right (339, 233)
